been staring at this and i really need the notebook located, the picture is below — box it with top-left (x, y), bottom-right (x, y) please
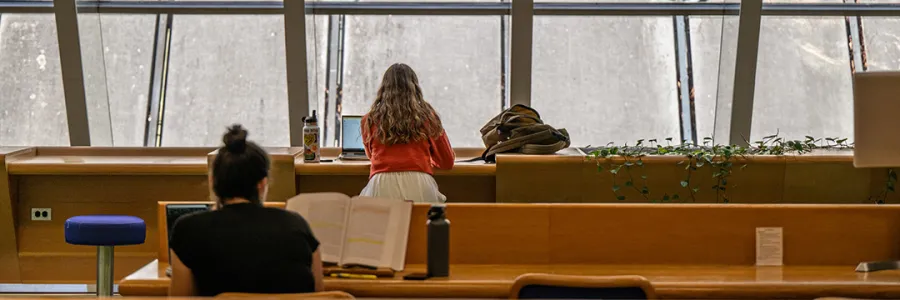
top-left (286, 193), bottom-right (412, 271)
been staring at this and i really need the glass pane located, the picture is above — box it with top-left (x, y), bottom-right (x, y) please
top-left (750, 17), bottom-right (853, 142)
top-left (341, 15), bottom-right (503, 147)
top-left (77, 14), bottom-right (155, 146)
top-left (532, 16), bottom-right (679, 146)
top-left (0, 14), bottom-right (70, 146)
top-left (690, 16), bottom-right (738, 141)
top-left (162, 15), bottom-right (289, 146)
top-left (862, 16), bottom-right (900, 71)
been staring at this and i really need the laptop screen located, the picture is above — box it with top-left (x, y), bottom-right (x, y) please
top-left (165, 204), bottom-right (211, 243)
top-left (342, 116), bottom-right (364, 151)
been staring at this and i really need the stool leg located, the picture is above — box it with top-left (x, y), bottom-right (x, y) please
top-left (96, 246), bottom-right (114, 297)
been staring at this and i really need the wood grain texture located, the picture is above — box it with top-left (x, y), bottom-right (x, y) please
top-left (153, 203), bottom-right (900, 267)
top-left (18, 252), bottom-right (155, 283)
top-left (498, 152), bottom-right (889, 204)
top-left (14, 175), bottom-right (208, 282)
top-left (548, 204), bottom-right (900, 265)
top-left (119, 261), bottom-right (900, 299)
top-left (6, 156), bottom-right (208, 175)
top-left (0, 147), bottom-right (31, 282)
top-left (509, 274), bottom-right (658, 299)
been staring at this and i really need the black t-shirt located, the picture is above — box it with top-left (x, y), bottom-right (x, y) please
top-left (170, 203), bottom-right (319, 296)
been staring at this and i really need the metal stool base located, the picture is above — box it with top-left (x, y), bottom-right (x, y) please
top-left (97, 246), bottom-right (114, 297)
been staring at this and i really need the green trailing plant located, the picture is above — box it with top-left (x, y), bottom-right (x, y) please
top-left (587, 133), bottom-right (885, 204)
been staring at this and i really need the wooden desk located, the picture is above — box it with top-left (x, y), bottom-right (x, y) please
top-left (119, 260), bottom-right (900, 299)
top-left (295, 148), bottom-right (496, 203)
top-left (121, 203), bottom-right (900, 298)
top-left (2, 147), bottom-right (215, 283)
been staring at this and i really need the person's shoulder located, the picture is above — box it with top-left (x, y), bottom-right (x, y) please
top-left (263, 207), bottom-right (310, 224)
top-left (173, 210), bottom-right (213, 230)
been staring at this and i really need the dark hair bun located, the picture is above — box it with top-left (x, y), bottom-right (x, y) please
top-left (223, 124), bottom-right (249, 153)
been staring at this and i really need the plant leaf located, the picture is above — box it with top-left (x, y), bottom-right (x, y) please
top-left (662, 195), bottom-right (670, 201)
top-left (681, 180), bottom-right (689, 188)
top-left (672, 194), bottom-right (680, 200)
top-left (612, 185), bottom-right (621, 192)
top-left (616, 195), bottom-right (626, 201)
top-left (692, 187), bottom-right (700, 193)
top-left (625, 181), bottom-right (633, 187)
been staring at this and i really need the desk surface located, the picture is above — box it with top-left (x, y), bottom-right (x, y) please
top-left (6, 156), bottom-right (209, 175)
top-left (119, 260), bottom-right (900, 299)
top-left (295, 158), bottom-right (495, 176)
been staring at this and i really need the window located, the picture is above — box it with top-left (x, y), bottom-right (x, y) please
top-left (690, 16), bottom-right (737, 141)
top-left (162, 15), bottom-right (290, 146)
top-left (532, 16), bottom-right (679, 146)
top-left (0, 14), bottom-right (70, 146)
top-left (749, 17), bottom-right (853, 142)
top-left (77, 14), bottom-right (155, 146)
top-left (340, 15), bottom-right (503, 147)
top-left (862, 16), bottom-right (900, 71)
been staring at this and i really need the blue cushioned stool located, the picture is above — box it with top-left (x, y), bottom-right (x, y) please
top-left (65, 215), bottom-right (145, 297)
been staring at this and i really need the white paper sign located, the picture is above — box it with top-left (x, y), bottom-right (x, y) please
top-left (756, 227), bottom-right (783, 266)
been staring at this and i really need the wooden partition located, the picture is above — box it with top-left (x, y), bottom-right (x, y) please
top-left (496, 151), bottom-right (898, 204)
top-left (151, 202), bottom-right (900, 265)
top-left (295, 148), bottom-right (496, 203)
top-left (121, 202), bottom-right (900, 298)
top-left (3, 147), bottom-right (214, 283)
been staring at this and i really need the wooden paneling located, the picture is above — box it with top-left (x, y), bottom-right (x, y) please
top-left (18, 252), bottom-right (155, 283)
top-left (404, 204), bottom-right (550, 265)
top-left (33, 147), bottom-right (215, 157)
top-left (120, 261), bottom-right (900, 299)
top-left (0, 147), bottom-right (31, 282)
top-left (549, 204), bottom-right (900, 265)
top-left (500, 152), bottom-right (892, 204)
top-left (14, 175), bottom-right (208, 282)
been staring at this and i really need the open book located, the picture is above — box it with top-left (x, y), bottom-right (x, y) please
top-left (286, 193), bottom-right (413, 271)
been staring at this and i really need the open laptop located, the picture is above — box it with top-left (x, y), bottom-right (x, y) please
top-left (164, 204), bottom-right (212, 277)
top-left (340, 115), bottom-right (369, 161)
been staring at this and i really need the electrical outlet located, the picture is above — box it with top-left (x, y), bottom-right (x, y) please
top-left (31, 208), bottom-right (51, 221)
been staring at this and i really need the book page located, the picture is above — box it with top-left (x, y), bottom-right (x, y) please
top-left (285, 193), bottom-right (351, 264)
top-left (340, 197), bottom-right (413, 270)
top-left (340, 200), bottom-right (392, 267)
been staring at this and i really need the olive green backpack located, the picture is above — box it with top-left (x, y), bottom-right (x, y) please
top-left (477, 104), bottom-right (571, 163)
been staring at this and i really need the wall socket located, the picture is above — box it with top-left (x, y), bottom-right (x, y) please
top-left (31, 208), bottom-right (51, 221)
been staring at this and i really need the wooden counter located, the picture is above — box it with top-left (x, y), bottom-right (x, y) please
top-left (2, 147), bottom-right (215, 284)
top-left (496, 150), bottom-right (896, 204)
top-left (295, 148), bottom-right (496, 203)
top-left (119, 260), bottom-right (900, 299)
top-left (120, 202), bottom-right (900, 298)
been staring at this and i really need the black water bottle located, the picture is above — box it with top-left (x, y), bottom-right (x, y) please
top-left (427, 205), bottom-right (450, 277)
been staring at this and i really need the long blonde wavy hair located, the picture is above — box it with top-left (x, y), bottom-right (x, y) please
top-left (363, 63), bottom-right (443, 146)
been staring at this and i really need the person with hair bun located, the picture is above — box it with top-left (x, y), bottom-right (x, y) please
top-left (169, 125), bottom-right (324, 296)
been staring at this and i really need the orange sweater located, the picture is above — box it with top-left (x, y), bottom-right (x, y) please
top-left (362, 117), bottom-right (455, 178)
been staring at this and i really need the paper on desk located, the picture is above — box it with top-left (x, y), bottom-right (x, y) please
top-left (756, 227), bottom-right (783, 266)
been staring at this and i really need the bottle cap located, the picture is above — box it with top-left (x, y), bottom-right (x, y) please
top-left (306, 110), bottom-right (318, 124)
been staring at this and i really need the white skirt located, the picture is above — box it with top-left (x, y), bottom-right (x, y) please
top-left (360, 171), bottom-right (447, 204)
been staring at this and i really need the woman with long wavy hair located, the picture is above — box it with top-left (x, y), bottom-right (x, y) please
top-left (360, 63), bottom-right (455, 203)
